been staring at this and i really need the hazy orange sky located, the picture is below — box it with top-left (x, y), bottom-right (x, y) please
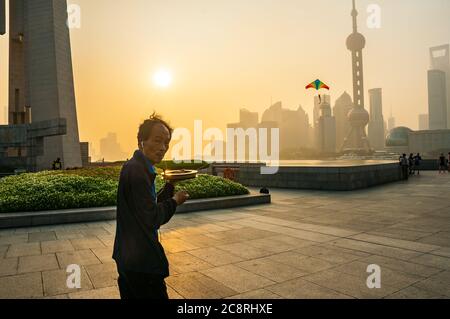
top-left (1, 0), bottom-right (450, 160)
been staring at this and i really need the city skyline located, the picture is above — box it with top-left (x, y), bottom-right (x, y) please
top-left (1, 0), bottom-right (450, 158)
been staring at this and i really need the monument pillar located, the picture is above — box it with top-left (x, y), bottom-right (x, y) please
top-left (3, 0), bottom-right (82, 170)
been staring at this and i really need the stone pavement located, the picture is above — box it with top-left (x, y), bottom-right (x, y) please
top-left (0, 172), bottom-right (449, 299)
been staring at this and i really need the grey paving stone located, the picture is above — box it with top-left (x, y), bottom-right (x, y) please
top-left (368, 228), bottom-right (433, 242)
top-left (302, 269), bottom-right (399, 299)
top-left (245, 236), bottom-right (302, 253)
top-left (42, 267), bottom-right (93, 297)
top-left (188, 247), bottom-right (244, 266)
top-left (359, 255), bottom-right (442, 278)
top-left (266, 251), bottom-right (336, 273)
top-left (28, 231), bottom-right (57, 243)
top-left (85, 262), bottom-right (118, 289)
top-left (166, 272), bottom-right (237, 299)
top-left (266, 277), bottom-right (353, 299)
top-left (167, 252), bottom-right (214, 274)
top-left (41, 240), bottom-right (75, 254)
top-left (39, 225), bottom-right (67, 232)
top-left (200, 264), bottom-right (276, 293)
top-left (0, 234), bottom-right (29, 246)
top-left (412, 271), bottom-right (450, 297)
top-left (176, 234), bottom-right (225, 249)
top-left (56, 250), bottom-right (101, 269)
top-left (430, 247), bottom-right (450, 258)
top-left (328, 238), bottom-right (423, 261)
top-left (6, 242), bottom-right (40, 258)
top-left (251, 216), bottom-right (361, 237)
top-left (44, 294), bottom-right (70, 299)
top-left (417, 232), bottom-right (450, 247)
top-left (167, 285), bottom-right (184, 299)
top-left (81, 228), bottom-right (112, 237)
top-left (235, 257), bottom-right (307, 282)
top-left (14, 227), bottom-right (41, 234)
top-left (226, 289), bottom-right (282, 299)
top-left (295, 245), bottom-right (368, 264)
top-left (161, 238), bottom-right (200, 253)
top-left (349, 233), bottom-right (439, 253)
top-left (385, 285), bottom-right (447, 299)
top-left (91, 247), bottom-right (114, 264)
top-left (18, 254), bottom-right (59, 274)
top-left (54, 230), bottom-right (85, 240)
top-left (331, 260), bottom-right (424, 290)
top-left (193, 223), bottom-right (231, 233)
top-left (97, 235), bottom-right (114, 247)
top-left (0, 257), bottom-right (18, 276)
top-left (0, 272), bottom-right (43, 299)
top-left (410, 254), bottom-right (450, 270)
top-left (234, 219), bottom-right (338, 243)
top-left (69, 286), bottom-right (120, 299)
top-left (216, 242), bottom-right (273, 260)
top-left (70, 237), bottom-right (106, 250)
top-left (269, 235), bottom-right (316, 249)
top-left (0, 229), bottom-right (16, 236)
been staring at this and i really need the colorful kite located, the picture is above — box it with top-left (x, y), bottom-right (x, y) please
top-left (305, 79), bottom-right (330, 103)
top-left (305, 79), bottom-right (330, 91)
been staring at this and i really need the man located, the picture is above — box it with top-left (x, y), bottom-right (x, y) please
top-left (414, 153), bottom-right (422, 175)
top-left (52, 158), bottom-right (62, 170)
top-left (399, 154), bottom-right (409, 180)
top-left (438, 153), bottom-right (447, 174)
top-left (113, 113), bottom-right (189, 299)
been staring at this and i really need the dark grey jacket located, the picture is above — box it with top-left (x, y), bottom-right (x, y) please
top-left (113, 150), bottom-right (177, 276)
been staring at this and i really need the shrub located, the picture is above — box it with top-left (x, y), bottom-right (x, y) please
top-left (0, 167), bottom-right (249, 213)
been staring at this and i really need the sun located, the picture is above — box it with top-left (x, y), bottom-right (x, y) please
top-left (152, 69), bottom-right (172, 88)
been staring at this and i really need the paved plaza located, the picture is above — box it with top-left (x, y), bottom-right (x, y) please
top-left (0, 172), bottom-right (449, 299)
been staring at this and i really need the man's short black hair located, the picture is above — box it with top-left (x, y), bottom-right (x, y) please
top-left (137, 112), bottom-right (174, 145)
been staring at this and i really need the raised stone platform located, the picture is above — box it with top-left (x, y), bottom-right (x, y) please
top-left (237, 161), bottom-right (403, 191)
top-left (0, 193), bottom-right (270, 229)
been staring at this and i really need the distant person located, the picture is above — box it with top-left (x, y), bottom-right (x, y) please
top-left (52, 158), bottom-right (62, 170)
top-left (447, 152), bottom-right (450, 173)
top-left (399, 154), bottom-right (409, 180)
top-left (408, 153), bottom-right (415, 175)
top-left (414, 153), bottom-right (422, 175)
top-left (113, 113), bottom-right (189, 299)
top-left (438, 153), bottom-right (447, 174)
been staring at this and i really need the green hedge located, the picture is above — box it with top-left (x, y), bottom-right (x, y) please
top-left (0, 168), bottom-right (249, 213)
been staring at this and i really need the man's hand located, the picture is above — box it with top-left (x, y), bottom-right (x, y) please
top-left (173, 191), bottom-right (189, 205)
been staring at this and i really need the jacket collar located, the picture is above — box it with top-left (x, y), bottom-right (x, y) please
top-left (133, 150), bottom-right (156, 177)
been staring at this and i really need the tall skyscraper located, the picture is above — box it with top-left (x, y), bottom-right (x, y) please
top-left (313, 95), bottom-right (330, 127)
top-left (99, 133), bottom-right (127, 162)
top-left (333, 92), bottom-right (353, 150)
top-left (341, 0), bottom-right (371, 153)
top-left (0, 0), bottom-right (5, 35)
top-left (429, 45), bottom-right (450, 128)
top-left (368, 88), bottom-right (386, 150)
top-left (316, 96), bottom-right (336, 153)
top-left (428, 70), bottom-right (448, 130)
top-left (261, 102), bottom-right (311, 150)
top-left (3, 0), bottom-right (82, 170)
top-left (418, 114), bottom-right (429, 131)
top-left (388, 108), bottom-right (396, 131)
top-left (239, 109), bottom-right (259, 128)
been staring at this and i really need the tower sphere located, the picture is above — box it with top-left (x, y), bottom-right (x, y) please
top-left (346, 32), bottom-right (366, 51)
top-left (347, 107), bottom-right (369, 127)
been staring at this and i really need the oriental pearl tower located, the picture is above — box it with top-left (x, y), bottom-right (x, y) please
top-left (341, 0), bottom-right (372, 153)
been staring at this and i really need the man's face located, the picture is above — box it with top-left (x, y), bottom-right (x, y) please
top-left (141, 123), bottom-right (171, 165)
